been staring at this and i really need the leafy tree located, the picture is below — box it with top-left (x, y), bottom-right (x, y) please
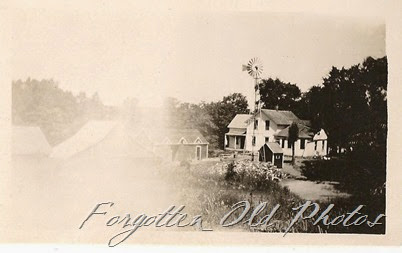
top-left (302, 56), bottom-right (387, 154)
top-left (12, 78), bottom-right (117, 145)
top-left (164, 93), bottom-right (249, 149)
top-left (259, 78), bottom-right (302, 110)
top-left (288, 123), bottom-right (299, 165)
top-left (206, 93), bottom-right (249, 149)
top-left (298, 56), bottom-right (387, 191)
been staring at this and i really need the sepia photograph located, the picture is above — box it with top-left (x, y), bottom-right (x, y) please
top-left (0, 0), bottom-right (401, 250)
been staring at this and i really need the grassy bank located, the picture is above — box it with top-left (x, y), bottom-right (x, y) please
top-left (161, 160), bottom-right (315, 233)
top-left (160, 159), bottom-right (385, 234)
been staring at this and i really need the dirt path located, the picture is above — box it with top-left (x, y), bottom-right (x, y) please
top-left (279, 159), bottom-right (351, 202)
top-left (280, 179), bottom-right (351, 202)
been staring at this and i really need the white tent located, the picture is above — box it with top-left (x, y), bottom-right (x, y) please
top-left (50, 121), bottom-right (117, 159)
top-left (12, 126), bottom-right (51, 156)
top-left (51, 120), bottom-right (156, 159)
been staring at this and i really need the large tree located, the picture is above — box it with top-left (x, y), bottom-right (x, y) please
top-left (206, 93), bottom-right (249, 149)
top-left (300, 56), bottom-right (387, 194)
top-left (165, 93), bottom-right (249, 149)
top-left (259, 78), bottom-right (302, 111)
top-left (303, 56), bottom-right (387, 154)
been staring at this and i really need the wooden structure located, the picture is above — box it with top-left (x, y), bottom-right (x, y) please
top-left (259, 142), bottom-right (283, 168)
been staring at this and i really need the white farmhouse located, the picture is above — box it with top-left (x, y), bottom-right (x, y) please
top-left (224, 109), bottom-right (328, 158)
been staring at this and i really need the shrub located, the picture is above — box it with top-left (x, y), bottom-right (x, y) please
top-left (224, 161), bottom-right (237, 181)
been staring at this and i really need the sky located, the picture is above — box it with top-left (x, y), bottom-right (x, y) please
top-left (8, 5), bottom-right (385, 107)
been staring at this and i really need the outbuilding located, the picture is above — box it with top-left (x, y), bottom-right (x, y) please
top-left (258, 142), bottom-right (283, 168)
top-left (153, 129), bottom-right (209, 162)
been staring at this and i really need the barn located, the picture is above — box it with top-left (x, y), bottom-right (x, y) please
top-left (258, 142), bottom-right (283, 168)
top-left (12, 126), bottom-right (51, 156)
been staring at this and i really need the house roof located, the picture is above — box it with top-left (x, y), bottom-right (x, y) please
top-left (164, 129), bottom-right (208, 144)
top-left (228, 110), bottom-right (302, 129)
top-left (227, 128), bottom-right (247, 135)
top-left (275, 123), bottom-right (315, 139)
top-left (227, 114), bottom-right (252, 128)
top-left (265, 142), bottom-right (283, 154)
top-left (51, 120), bottom-right (118, 158)
top-left (298, 120), bottom-right (312, 127)
top-left (12, 126), bottom-right (51, 155)
top-left (261, 109), bottom-right (300, 125)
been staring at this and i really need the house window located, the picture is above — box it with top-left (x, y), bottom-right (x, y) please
top-left (281, 139), bottom-right (285, 148)
top-left (314, 141), bottom-right (317, 150)
top-left (265, 120), bottom-right (270, 130)
top-left (252, 136), bottom-right (256, 146)
top-left (300, 139), bottom-right (305, 150)
top-left (265, 137), bottom-right (269, 143)
top-left (254, 119), bottom-right (258, 130)
top-left (288, 139), bottom-right (292, 149)
top-left (322, 140), bottom-right (326, 151)
top-left (236, 137), bottom-right (240, 145)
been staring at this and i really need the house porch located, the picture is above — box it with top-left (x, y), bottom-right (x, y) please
top-left (224, 133), bottom-right (246, 151)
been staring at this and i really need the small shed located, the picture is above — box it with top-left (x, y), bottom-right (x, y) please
top-left (259, 142), bottom-right (283, 168)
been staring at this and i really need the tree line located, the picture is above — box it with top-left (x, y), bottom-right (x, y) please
top-left (12, 78), bottom-right (118, 145)
top-left (12, 56), bottom-right (387, 158)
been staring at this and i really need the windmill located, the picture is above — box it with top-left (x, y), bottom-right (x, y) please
top-left (242, 57), bottom-right (263, 161)
top-left (242, 57), bottom-right (263, 112)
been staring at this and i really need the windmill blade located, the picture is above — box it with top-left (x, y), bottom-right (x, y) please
top-left (244, 57), bottom-right (263, 78)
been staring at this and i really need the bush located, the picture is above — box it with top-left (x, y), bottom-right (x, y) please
top-left (300, 153), bottom-right (386, 234)
top-left (300, 154), bottom-right (385, 197)
top-left (224, 162), bottom-right (237, 181)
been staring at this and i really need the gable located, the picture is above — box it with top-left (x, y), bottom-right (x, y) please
top-left (313, 129), bottom-right (328, 140)
top-left (178, 137), bottom-right (188, 144)
top-left (194, 137), bottom-right (203, 144)
top-left (228, 114), bottom-right (252, 128)
top-left (164, 129), bottom-right (208, 144)
top-left (162, 137), bottom-right (172, 144)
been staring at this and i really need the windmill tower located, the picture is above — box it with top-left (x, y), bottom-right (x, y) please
top-left (242, 57), bottom-right (263, 161)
